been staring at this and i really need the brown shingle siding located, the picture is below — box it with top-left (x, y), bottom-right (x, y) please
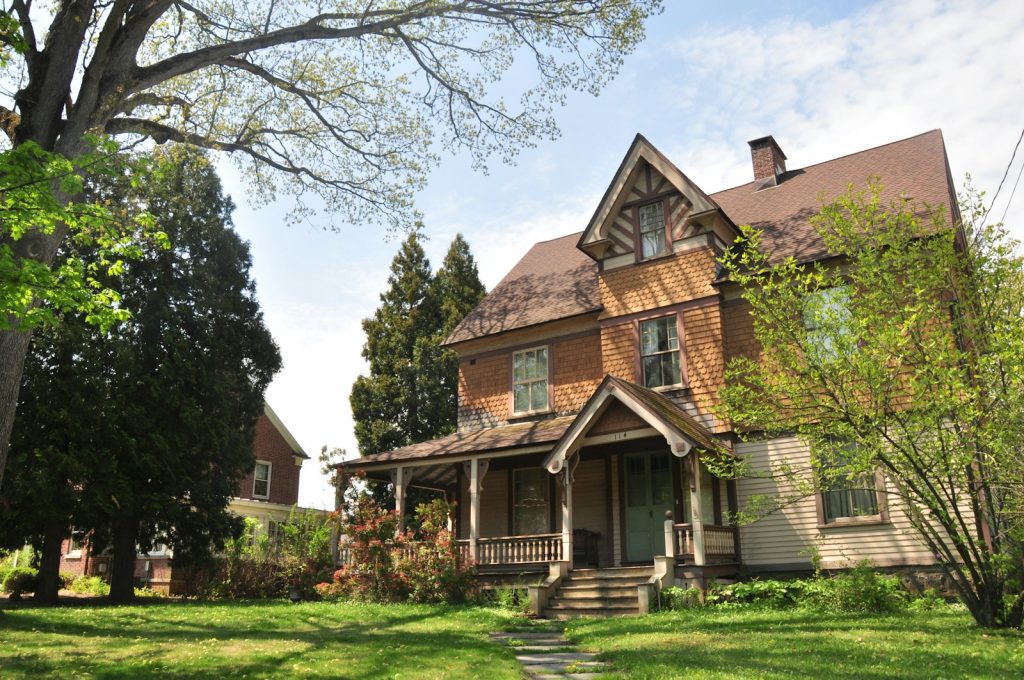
top-left (598, 248), bottom-right (718, 319)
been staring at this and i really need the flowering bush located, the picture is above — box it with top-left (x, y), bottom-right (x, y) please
top-left (319, 493), bottom-right (474, 603)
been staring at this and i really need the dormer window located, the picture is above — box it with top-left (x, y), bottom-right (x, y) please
top-left (638, 201), bottom-right (668, 259)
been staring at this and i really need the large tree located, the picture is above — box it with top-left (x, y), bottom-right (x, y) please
top-left (0, 0), bottom-right (661, 490)
top-left (1, 146), bottom-right (281, 603)
top-left (351, 232), bottom-right (439, 455)
top-left (423, 233), bottom-right (487, 435)
top-left (718, 182), bottom-right (1024, 628)
top-left (350, 232), bottom-right (485, 455)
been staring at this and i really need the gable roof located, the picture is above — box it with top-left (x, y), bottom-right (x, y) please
top-left (264, 403), bottom-right (309, 459)
top-left (544, 375), bottom-right (727, 473)
top-left (445, 232), bottom-right (601, 345)
top-left (445, 130), bottom-right (955, 346)
top-left (712, 129), bottom-right (955, 266)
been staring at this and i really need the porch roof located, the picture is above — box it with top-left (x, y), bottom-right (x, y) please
top-left (342, 415), bottom-right (575, 469)
top-left (545, 375), bottom-right (729, 473)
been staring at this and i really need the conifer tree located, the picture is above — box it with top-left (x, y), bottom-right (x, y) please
top-left (350, 233), bottom-right (439, 455)
top-left (1, 147), bottom-right (281, 603)
top-left (350, 233), bottom-right (485, 454)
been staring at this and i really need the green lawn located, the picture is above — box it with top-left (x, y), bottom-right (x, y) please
top-left (2, 601), bottom-right (1023, 679)
top-left (565, 605), bottom-right (1024, 679)
top-left (0, 600), bottom-right (524, 679)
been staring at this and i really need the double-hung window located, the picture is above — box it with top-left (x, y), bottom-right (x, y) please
top-left (512, 347), bottom-right (549, 414)
top-left (640, 316), bottom-right (682, 389)
top-left (253, 461), bottom-right (272, 499)
top-left (512, 468), bottom-right (550, 535)
top-left (638, 202), bottom-right (668, 259)
top-left (818, 441), bottom-right (883, 524)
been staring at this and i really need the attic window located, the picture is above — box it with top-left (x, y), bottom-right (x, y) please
top-left (638, 202), bottom-right (668, 259)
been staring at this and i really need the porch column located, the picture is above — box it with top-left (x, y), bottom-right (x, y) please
top-left (689, 454), bottom-right (706, 566)
top-left (561, 453), bottom-right (576, 568)
top-left (469, 458), bottom-right (481, 563)
top-left (392, 467), bottom-right (407, 535)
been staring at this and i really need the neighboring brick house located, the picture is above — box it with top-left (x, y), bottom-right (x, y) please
top-left (343, 131), bottom-right (961, 614)
top-left (59, 403), bottom-right (312, 594)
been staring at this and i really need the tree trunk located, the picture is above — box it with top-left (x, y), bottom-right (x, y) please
top-left (0, 327), bottom-right (33, 492)
top-left (34, 519), bottom-right (65, 604)
top-left (108, 516), bottom-right (138, 604)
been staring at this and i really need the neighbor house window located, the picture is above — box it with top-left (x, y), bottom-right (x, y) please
top-left (638, 202), bottom-right (668, 259)
top-left (512, 468), bottom-right (550, 535)
top-left (804, 285), bottom-right (853, 361)
top-left (819, 442), bottom-right (882, 524)
top-left (67, 528), bottom-right (86, 557)
top-left (640, 316), bottom-right (681, 388)
top-left (253, 461), bottom-right (272, 499)
top-left (512, 347), bottom-right (549, 414)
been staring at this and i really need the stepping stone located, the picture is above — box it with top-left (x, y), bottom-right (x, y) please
top-left (515, 652), bottom-right (598, 664)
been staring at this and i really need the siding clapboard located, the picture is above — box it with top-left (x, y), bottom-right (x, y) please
top-left (736, 437), bottom-right (936, 570)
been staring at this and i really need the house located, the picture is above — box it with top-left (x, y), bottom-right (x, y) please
top-left (342, 130), bottom-right (960, 616)
top-left (58, 403), bottom-right (313, 594)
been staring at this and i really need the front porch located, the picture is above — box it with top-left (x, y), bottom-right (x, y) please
top-left (341, 377), bottom-right (741, 582)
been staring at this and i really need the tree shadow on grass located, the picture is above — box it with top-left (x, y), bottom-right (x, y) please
top-left (0, 601), bottom-right (522, 680)
top-left (565, 608), bottom-right (1021, 680)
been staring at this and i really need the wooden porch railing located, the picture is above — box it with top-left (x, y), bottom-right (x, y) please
top-left (672, 523), bottom-right (738, 562)
top-left (457, 533), bottom-right (563, 565)
top-left (338, 534), bottom-right (563, 568)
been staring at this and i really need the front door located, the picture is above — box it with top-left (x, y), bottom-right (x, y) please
top-left (623, 450), bottom-right (673, 562)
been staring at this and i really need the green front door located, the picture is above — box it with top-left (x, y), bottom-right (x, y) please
top-left (624, 451), bottom-right (673, 562)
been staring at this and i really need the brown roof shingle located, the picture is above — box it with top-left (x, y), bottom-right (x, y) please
top-left (345, 416), bottom-right (575, 467)
top-left (712, 129), bottom-right (955, 266)
top-left (445, 130), bottom-right (955, 345)
top-left (444, 232), bottom-right (600, 345)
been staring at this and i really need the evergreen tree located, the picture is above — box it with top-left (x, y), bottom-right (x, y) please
top-left (350, 233), bottom-right (438, 455)
top-left (422, 235), bottom-right (487, 436)
top-left (0, 147), bottom-right (281, 603)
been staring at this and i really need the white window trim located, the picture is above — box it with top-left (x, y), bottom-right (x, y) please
top-left (637, 200), bottom-right (669, 260)
top-left (511, 345), bottom-right (551, 416)
top-left (639, 315), bottom-right (684, 390)
top-left (253, 460), bottom-right (272, 500)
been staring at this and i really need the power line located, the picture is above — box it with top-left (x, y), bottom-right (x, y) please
top-left (981, 127), bottom-right (1024, 229)
top-left (999, 148), bottom-right (1024, 225)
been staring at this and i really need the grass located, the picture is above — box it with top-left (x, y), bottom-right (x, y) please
top-left (0, 599), bottom-right (525, 679)
top-left (564, 605), bottom-right (1024, 679)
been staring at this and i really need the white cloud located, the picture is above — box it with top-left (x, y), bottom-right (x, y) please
top-left (668, 0), bottom-right (1024, 231)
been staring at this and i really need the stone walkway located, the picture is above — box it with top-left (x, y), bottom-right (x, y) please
top-left (490, 629), bottom-right (612, 679)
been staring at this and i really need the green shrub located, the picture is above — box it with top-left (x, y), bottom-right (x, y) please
top-left (806, 562), bottom-right (906, 614)
top-left (67, 575), bottom-right (110, 596)
top-left (907, 587), bottom-right (946, 612)
top-left (707, 578), bottom-right (807, 608)
top-left (3, 567), bottom-right (39, 600)
top-left (493, 586), bottom-right (530, 614)
top-left (59, 572), bottom-right (76, 589)
top-left (0, 567), bottom-right (10, 590)
top-left (661, 586), bottom-right (702, 610)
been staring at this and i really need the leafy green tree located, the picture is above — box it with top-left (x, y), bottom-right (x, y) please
top-left (718, 181), bottom-right (1024, 628)
top-left (1, 147), bottom-right (281, 603)
top-left (0, 1), bottom-right (660, 491)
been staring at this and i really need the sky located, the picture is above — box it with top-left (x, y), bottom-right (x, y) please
top-left (217, 0), bottom-right (1024, 509)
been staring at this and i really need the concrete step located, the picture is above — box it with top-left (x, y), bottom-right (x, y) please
top-left (557, 585), bottom-right (639, 598)
top-left (562, 576), bottom-right (650, 588)
top-left (546, 598), bottom-right (637, 610)
top-left (570, 566), bottom-right (651, 575)
top-left (542, 607), bottom-right (639, 619)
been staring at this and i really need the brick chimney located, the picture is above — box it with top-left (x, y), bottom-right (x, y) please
top-left (748, 135), bottom-right (787, 186)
